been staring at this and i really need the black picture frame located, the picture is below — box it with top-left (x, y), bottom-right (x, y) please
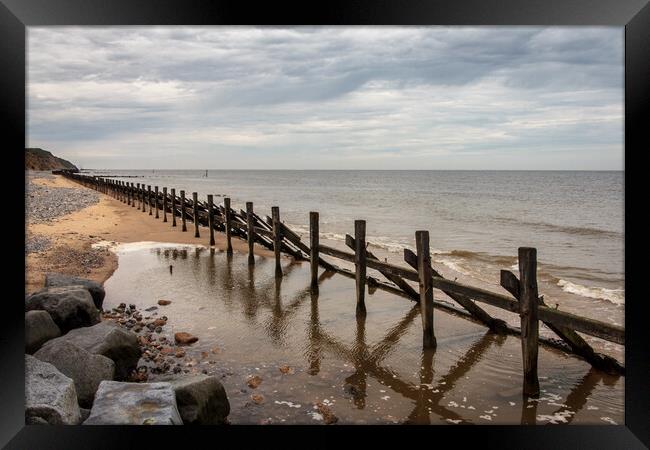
top-left (3, 0), bottom-right (648, 447)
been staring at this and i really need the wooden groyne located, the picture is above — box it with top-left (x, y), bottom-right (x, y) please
top-left (61, 172), bottom-right (625, 397)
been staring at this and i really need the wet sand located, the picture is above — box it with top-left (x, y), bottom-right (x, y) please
top-left (26, 173), bottom-right (275, 293)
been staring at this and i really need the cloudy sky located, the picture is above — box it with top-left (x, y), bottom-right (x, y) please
top-left (27, 26), bottom-right (623, 170)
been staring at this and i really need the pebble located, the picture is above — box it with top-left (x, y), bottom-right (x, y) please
top-left (26, 178), bottom-right (100, 224)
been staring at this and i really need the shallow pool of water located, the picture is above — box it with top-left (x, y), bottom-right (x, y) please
top-left (103, 242), bottom-right (624, 425)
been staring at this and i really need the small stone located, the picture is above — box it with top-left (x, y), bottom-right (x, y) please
top-left (251, 394), bottom-right (264, 404)
top-left (155, 326), bottom-right (163, 333)
top-left (174, 332), bottom-right (198, 345)
top-left (315, 402), bottom-right (338, 425)
top-left (175, 349), bottom-right (186, 358)
top-left (145, 306), bottom-right (158, 312)
top-left (158, 300), bottom-right (172, 306)
top-left (247, 375), bottom-right (262, 389)
top-left (279, 365), bottom-right (294, 375)
top-left (153, 318), bottom-right (166, 327)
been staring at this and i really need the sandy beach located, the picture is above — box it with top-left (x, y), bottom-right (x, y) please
top-left (25, 172), bottom-right (275, 294)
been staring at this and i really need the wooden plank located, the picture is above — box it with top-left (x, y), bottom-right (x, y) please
top-left (500, 270), bottom-right (623, 374)
top-left (347, 234), bottom-right (419, 301)
top-left (192, 192), bottom-right (200, 237)
top-left (405, 248), bottom-right (507, 334)
top-left (310, 212), bottom-right (319, 288)
top-left (416, 231), bottom-right (436, 348)
top-left (170, 188), bottom-right (177, 227)
top-left (519, 247), bottom-right (540, 397)
top-left (431, 276), bottom-right (624, 345)
top-left (207, 194), bottom-right (215, 246)
top-left (279, 222), bottom-right (336, 272)
top-left (154, 186), bottom-right (160, 218)
top-left (224, 197), bottom-right (233, 255)
top-left (355, 220), bottom-right (367, 315)
top-left (162, 187), bottom-right (168, 222)
top-left (272, 206), bottom-right (282, 277)
top-left (180, 190), bottom-right (187, 231)
top-left (148, 185), bottom-right (152, 215)
top-left (246, 202), bottom-right (255, 265)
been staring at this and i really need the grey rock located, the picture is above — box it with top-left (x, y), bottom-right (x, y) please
top-left (42, 321), bottom-right (141, 380)
top-left (25, 287), bottom-right (100, 333)
top-left (25, 354), bottom-right (81, 425)
top-left (80, 408), bottom-right (91, 422)
top-left (44, 273), bottom-right (106, 310)
top-left (157, 374), bottom-right (230, 424)
top-left (26, 416), bottom-right (49, 425)
top-left (34, 340), bottom-right (115, 408)
top-left (83, 381), bottom-right (182, 425)
top-left (25, 310), bottom-right (61, 354)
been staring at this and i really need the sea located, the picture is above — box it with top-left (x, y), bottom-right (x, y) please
top-left (88, 169), bottom-right (624, 333)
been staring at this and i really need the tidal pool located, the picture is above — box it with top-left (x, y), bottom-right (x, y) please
top-left (102, 242), bottom-right (624, 425)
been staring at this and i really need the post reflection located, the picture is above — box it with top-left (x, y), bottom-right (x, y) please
top-left (153, 247), bottom-right (612, 425)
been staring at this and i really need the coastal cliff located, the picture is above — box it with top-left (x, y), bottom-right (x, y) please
top-left (26, 148), bottom-right (78, 171)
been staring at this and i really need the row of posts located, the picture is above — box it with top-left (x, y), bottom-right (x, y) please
top-left (83, 175), bottom-right (541, 397)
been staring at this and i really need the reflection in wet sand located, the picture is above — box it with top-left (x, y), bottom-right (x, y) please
top-left (107, 243), bottom-right (623, 425)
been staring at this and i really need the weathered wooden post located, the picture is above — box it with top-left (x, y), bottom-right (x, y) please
top-left (137, 183), bottom-right (141, 209)
top-left (162, 187), bottom-right (168, 222)
top-left (246, 202), bottom-right (255, 265)
top-left (127, 182), bottom-right (131, 206)
top-left (519, 247), bottom-right (540, 397)
top-left (131, 183), bottom-right (136, 207)
top-left (354, 220), bottom-right (367, 315)
top-left (180, 190), bottom-right (187, 231)
top-left (142, 185), bottom-right (146, 212)
top-left (171, 188), bottom-right (177, 227)
top-left (416, 230), bottom-right (436, 349)
top-left (193, 192), bottom-right (200, 238)
top-left (207, 195), bottom-right (215, 246)
top-left (224, 198), bottom-right (233, 255)
top-left (272, 206), bottom-right (282, 277)
top-left (148, 185), bottom-right (152, 215)
top-left (154, 186), bottom-right (160, 218)
top-left (310, 212), bottom-right (319, 288)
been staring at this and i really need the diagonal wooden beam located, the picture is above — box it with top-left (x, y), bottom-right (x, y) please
top-left (500, 270), bottom-right (623, 374)
top-left (405, 248), bottom-right (507, 334)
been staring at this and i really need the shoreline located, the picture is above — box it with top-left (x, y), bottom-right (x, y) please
top-left (26, 173), bottom-right (276, 294)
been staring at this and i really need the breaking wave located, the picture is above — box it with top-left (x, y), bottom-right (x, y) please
top-left (557, 279), bottom-right (624, 305)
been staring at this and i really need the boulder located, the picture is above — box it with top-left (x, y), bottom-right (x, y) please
top-left (42, 321), bottom-right (141, 380)
top-left (44, 272), bottom-right (105, 310)
top-left (25, 310), bottom-right (61, 354)
top-left (25, 287), bottom-right (100, 333)
top-left (83, 381), bottom-right (182, 425)
top-left (157, 374), bottom-right (230, 424)
top-left (34, 340), bottom-right (115, 408)
top-left (25, 354), bottom-right (81, 425)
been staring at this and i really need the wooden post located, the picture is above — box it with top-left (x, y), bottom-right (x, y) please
top-left (272, 206), bottom-right (282, 277)
top-left (154, 186), bottom-right (160, 218)
top-left (519, 247), bottom-right (540, 397)
top-left (127, 182), bottom-right (131, 206)
top-left (148, 185), bottom-right (152, 215)
top-left (354, 220), bottom-right (367, 315)
top-left (224, 197), bottom-right (233, 255)
top-left (416, 230), bottom-right (436, 349)
top-left (180, 190), bottom-right (187, 231)
top-left (310, 212), bottom-right (319, 288)
top-left (162, 187), bottom-right (168, 222)
top-left (207, 195), bottom-right (215, 246)
top-left (171, 188), bottom-right (177, 227)
top-left (193, 192), bottom-right (200, 238)
top-left (136, 183), bottom-right (141, 209)
top-left (131, 183), bottom-right (136, 207)
top-left (141, 184), bottom-right (146, 212)
top-left (246, 202), bottom-right (255, 265)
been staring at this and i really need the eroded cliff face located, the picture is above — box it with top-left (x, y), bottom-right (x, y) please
top-left (26, 148), bottom-right (78, 171)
